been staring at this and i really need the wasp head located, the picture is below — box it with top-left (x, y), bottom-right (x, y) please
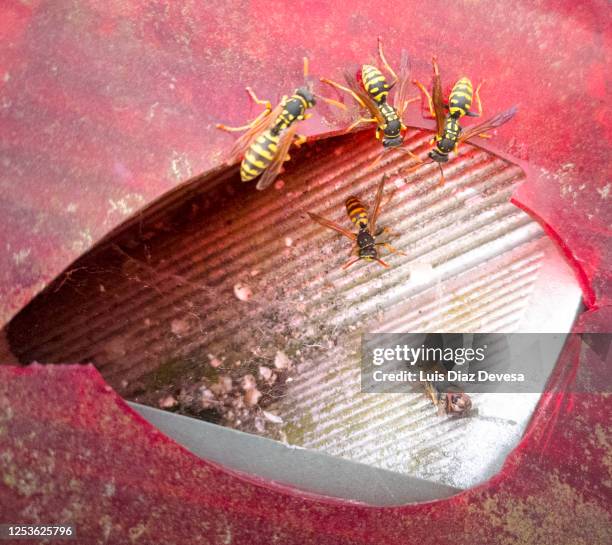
top-left (428, 147), bottom-right (450, 163)
top-left (356, 230), bottom-right (376, 259)
top-left (296, 87), bottom-right (316, 108)
top-left (382, 119), bottom-right (403, 148)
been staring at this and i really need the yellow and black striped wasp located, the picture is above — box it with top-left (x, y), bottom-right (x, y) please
top-left (216, 58), bottom-right (344, 191)
top-left (308, 175), bottom-right (404, 269)
top-left (409, 56), bottom-right (517, 183)
top-left (320, 37), bottom-right (419, 166)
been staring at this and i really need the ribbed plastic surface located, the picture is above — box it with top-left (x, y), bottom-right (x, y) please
top-left (6, 129), bottom-right (581, 489)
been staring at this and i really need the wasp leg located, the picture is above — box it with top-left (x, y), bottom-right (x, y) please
top-left (477, 133), bottom-right (492, 139)
top-left (293, 134), bottom-right (307, 147)
top-left (376, 242), bottom-right (406, 257)
top-left (393, 146), bottom-right (420, 161)
top-left (245, 87), bottom-right (272, 110)
top-left (375, 225), bottom-right (402, 238)
top-left (342, 257), bottom-right (361, 270)
top-left (374, 258), bottom-right (390, 268)
top-left (215, 110), bottom-right (270, 132)
top-left (368, 151), bottom-right (385, 170)
top-left (216, 123), bottom-right (252, 132)
top-left (216, 90), bottom-right (272, 132)
top-left (413, 80), bottom-right (436, 119)
top-left (304, 58), bottom-right (348, 110)
top-left (436, 163), bottom-right (446, 186)
top-left (346, 116), bottom-right (378, 134)
top-left (466, 80), bottom-right (485, 118)
top-left (402, 96), bottom-right (420, 113)
top-left (320, 78), bottom-right (367, 109)
top-left (316, 95), bottom-right (348, 110)
top-left (377, 36), bottom-right (398, 88)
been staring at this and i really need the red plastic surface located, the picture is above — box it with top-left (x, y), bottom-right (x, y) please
top-left (0, 1), bottom-right (610, 543)
top-left (1, 323), bottom-right (610, 544)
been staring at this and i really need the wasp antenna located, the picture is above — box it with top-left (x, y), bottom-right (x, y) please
top-left (395, 147), bottom-right (419, 160)
top-left (315, 94), bottom-right (347, 110)
top-left (400, 157), bottom-right (436, 180)
top-left (303, 57), bottom-right (310, 79)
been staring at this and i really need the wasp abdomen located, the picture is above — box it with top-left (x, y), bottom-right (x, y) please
top-left (449, 77), bottom-right (474, 117)
top-left (240, 130), bottom-right (279, 182)
top-left (361, 65), bottom-right (390, 104)
top-left (346, 196), bottom-right (369, 229)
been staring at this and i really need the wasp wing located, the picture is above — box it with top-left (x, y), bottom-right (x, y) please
top-left (342, 71), bottom-right (386, 127)
top-left (255, 123), bottom-right (299, 191)
top-left (394, 50), bottom-right (413, 120)
top-left (430, 59), bottom-right (446, 138)
top-left (224, 100), bottom-right (285, 165)
top-left (308, 212), bottom-right (357, 241)
top-left (368, 175), bottom-right (388, 236)
top-left (459, 106), bottom-right (518, 143)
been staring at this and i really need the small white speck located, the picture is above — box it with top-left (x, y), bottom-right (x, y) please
top-left (12, 248), bottom-right (30, 265)
top-left (596, 183), bottom-right (609, 200)
top-left (107, 194), bottom-right (145, 217)
top-left (169, 152), bottom-right (193, 181)
top-left (146, 102), bottom-right (159, 122)
top-left (233, 282), bottom-right (253, 301)
top-left (262, 411), bottom-right (283, 424)
top-left (103, 482), bottom-right (116, 497)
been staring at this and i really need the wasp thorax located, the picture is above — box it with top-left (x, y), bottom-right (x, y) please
top-left (385, 119), bottom-right (401, 136)
top-left (295, 87), bottom-right (316, 107)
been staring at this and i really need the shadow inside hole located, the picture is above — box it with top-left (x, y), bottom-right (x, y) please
top-left (3, 127), bottom-right (536, 469)
top-left (6, 130), bottom-right (406, 434)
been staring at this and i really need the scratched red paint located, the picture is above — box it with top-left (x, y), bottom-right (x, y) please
top-left (0, 1), bottom-right (610, 543)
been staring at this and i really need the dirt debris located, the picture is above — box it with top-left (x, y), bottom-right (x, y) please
top-left (233, 282), bottom-right (253, 301)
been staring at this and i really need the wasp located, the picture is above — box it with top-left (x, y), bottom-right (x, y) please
top-left (320, 37), bottom-right (419, 165)
top-left (409, 56), bottom-right (517, 183)
top-left (308, 175), bottom-right (404, 269)
top-left (216, 58), bottom-right (344, 190)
